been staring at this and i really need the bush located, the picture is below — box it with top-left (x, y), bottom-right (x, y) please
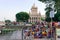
top-left (0, 29), bottom-right (15, 35)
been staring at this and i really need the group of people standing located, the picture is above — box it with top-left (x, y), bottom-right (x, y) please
top-left (24, 22), bottom-right (56, 39)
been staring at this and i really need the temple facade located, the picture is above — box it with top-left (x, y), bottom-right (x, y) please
top-left (28, 4), bottom-right (41, 23)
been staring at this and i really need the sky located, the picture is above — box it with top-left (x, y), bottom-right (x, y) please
top-left (0, 0), bottom-right (46, 21)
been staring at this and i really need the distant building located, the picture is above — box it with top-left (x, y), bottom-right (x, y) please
top-left (0, 21), bottom-right (5, 26)
top-left (28, 4), bottom-right (41, 23)
top-left (0, 21), bottom-right (5, 30)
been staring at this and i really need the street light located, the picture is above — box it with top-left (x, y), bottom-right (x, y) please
top-left (50, 9), bottom-right (55, 40)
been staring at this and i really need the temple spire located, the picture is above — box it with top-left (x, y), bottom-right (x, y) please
top-left (31, 3), bottom-right (37, 9)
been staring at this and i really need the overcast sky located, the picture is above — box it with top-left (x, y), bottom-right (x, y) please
top-left (0, 0), bottom-right (46, 21)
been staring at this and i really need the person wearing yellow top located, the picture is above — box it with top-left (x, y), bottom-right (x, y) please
top-left (42, 31), bottom-right (47, 37)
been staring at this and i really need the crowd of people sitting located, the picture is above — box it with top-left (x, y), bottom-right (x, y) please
top-left (24, 22), bottom-right (56, 39)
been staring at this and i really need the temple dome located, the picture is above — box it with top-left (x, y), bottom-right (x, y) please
top-left (31, 3), bottom-right (37, 9)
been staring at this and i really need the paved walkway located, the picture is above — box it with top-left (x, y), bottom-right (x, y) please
top-left (0, 30), bottom-right (22, 40)
top-left (34, 38), bottom-right (60, 40)
top-left (0, 30), bottom-right (60, 40)
top-left (34, 38), bottom-right (51, 40)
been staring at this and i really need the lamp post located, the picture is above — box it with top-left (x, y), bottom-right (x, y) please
top-left (50, 10), bottom-right (54, 40)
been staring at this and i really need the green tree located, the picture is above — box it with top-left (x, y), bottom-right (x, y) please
top-left (45, 5), bottom-right (56, 22)
top-left (5, 20), bottom-right (11, 23)
top-left (38, 0), bottom-right (60, 13)
top-left (54, 12), bottom-right (60, 22)
top-left (38, 0), bottom-right (54, 22)
top-left (38, 0), bottom-right (60, 22)
top-left (41, 17), bottom-right (45, 21)
top-left (5, 20), bottom-right (11, 25)
top-left (45, 7), bottom-right (52, 22)
top-left (16, 12), bottom-right (30, 22)
top-left (45, 17), bottom-right (51, 22)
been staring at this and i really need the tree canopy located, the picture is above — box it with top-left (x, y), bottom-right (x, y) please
top-left (5, 20), bottom-right (11, 25)
top-left (16, 12), bottom-right (30, 22)
top-left (5, 20), bottom-right (11, 23)
top-left (38, 0), bottom-right (60, 12)
top-left (54, 12), bottom-right (60, 22)
top-left (38, 0), bottom-right (60, 22)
